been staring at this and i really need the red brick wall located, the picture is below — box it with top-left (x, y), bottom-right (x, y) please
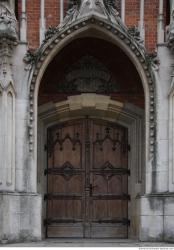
top-left (45, 0), bottom-right (59, 29)
top-left (26, 0), bottom-right (40, 49)
top-left (17, 1), bottom-right (168, 52)
top-left (125, 0), bottom-right (140, 28)
top-left (124, 0), bottom-right (159, 52)
top-left (144, 0), bottom-right (158, 52)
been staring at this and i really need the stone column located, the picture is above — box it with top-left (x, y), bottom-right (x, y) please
top-left (157, 0), bottom-right (164, 43)
top-left (60, 0), bottom-right (64, 24)
top-left (40, 0), bottom-right (45, 45)
top-left (0, 2), bottom-right (18, 191)
top-left (139, 0), bottom-right (145, 40)
top-left (0, 2), bottom-right (42, 243)
top-left (9, 0), bottom-right (15, 10)
top-left (121, 0), bottom-right (125, 23)
top-left (20, 0), bottom-right (27, 42)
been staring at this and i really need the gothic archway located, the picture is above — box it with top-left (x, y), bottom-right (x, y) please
top-left (25, 0), bottom-right (157, 239)
top-left (37, 36), bottom-right (145, 238)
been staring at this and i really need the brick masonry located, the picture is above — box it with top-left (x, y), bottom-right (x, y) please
top-left (17, 0), bottom-right (169, 52)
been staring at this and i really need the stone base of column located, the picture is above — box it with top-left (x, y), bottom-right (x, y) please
top-left (0, 192), bottom-right (42, 244)
top-left (137, 194), bottom-right (174, 242)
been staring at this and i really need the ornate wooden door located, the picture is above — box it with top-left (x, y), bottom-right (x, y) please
top-left (45, 118), bottom-right (130, 238)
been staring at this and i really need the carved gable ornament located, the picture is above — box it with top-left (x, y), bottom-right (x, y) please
top-left (59, 0), bottom-right (126, 33)
top-left (58, 55), bottom-right (120, 94)
top-left (0, 1), bottom-right (18, 41)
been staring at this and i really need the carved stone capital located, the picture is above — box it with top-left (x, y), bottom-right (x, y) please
top-left (0, 1), bottom-right (18, 42)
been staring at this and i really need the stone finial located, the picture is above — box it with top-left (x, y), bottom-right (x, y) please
top-left (0, 1), bottom-right (18, 42)
top-left (167, 8), bottom-right (174, 50)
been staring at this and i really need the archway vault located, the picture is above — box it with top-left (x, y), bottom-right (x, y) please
top-left (26, 10), bottom-right (156, 174)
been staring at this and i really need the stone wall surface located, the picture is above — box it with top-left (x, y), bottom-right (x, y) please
top-left (138, 195), bottom-right (174, 242)
top-left (0, 193), bottom-right (42, 243)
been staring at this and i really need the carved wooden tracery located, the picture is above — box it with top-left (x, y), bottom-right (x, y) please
top-left (45, 118), bottom-right (129, 238)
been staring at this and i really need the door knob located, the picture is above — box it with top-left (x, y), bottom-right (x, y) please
top-left (90, 184), bottom-right (98, 196)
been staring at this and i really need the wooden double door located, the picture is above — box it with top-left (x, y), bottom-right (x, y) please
top-left (45, 118), bottom-right (130, 238)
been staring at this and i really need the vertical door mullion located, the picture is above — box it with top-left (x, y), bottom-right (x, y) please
top-left (84, 117), bottom-right (91, 238)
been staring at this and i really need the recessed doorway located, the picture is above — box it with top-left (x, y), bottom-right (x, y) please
top-left (44, 117), bottom-right (129, 238)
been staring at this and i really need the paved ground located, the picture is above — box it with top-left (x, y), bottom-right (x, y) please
top-left (1, 239), bottom-right (174, 247)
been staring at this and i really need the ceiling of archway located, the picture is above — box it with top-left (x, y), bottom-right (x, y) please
top-left (38, 37), bottom-right (144, 108)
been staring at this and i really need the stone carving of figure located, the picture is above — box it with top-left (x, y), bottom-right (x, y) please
top-left (167, 9), bottom-right (174, 47)
top-left (79, 0), bottom-right (105, 17)
top-left (167, 1), bottom-right (174, 48)
top-left (59, 0), bottom-right (80, 28)
top-left (170, 0), bottom-right (174, 18)
top-left (103, 0), bottom-right (127, 30)
top-left (0, 1), bottom-right (18, 41)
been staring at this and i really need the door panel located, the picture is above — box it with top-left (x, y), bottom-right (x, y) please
top-left (90, 119), bottom-right (129, 238)
top-left (45, 118), bottom-right (129, 238)
top-left (45, 120), bottom-right (85, 237)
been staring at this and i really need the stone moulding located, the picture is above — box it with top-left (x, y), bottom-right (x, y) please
top-left (26, 13), bottom-right (156, 162)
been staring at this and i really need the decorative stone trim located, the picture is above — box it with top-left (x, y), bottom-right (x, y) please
top-left (26, 8), bottom-right (156, 161)
top-left (0, 2), bottom-right (18, 191)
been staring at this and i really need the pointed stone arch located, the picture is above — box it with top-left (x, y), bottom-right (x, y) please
top-left (20, 2), bottom-right (160, 240)
top-left (0, 81), bottom-right (15, 190)
top-left (27, 14), bottom-right (156, 166)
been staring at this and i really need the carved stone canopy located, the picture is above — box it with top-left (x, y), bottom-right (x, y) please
top-left (0, 1), bottom-right (18, 41)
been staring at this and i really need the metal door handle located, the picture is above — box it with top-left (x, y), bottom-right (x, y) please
top-left (90, 184), bottom-right (98, 196)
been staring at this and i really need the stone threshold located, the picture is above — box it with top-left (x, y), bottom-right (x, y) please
top-left (1, 239), bottom-right (174, 247)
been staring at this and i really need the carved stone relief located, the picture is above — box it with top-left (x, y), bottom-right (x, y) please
top-left (58, 0), bottom-right (124, 32)
top-left (58, 55), bottom-right (120, 94)
top-left (0, 1), bottom-right (18, 41)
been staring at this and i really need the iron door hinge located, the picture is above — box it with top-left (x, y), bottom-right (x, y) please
top-left (44, 144), bottom-right (47, 151)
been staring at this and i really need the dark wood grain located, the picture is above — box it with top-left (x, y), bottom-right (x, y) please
top-left (45, 118), bottom-right (129, 238)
